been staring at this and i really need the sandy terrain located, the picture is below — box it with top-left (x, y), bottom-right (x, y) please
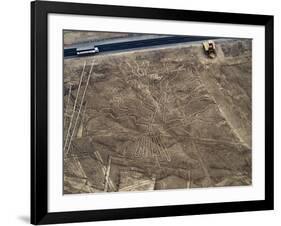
top-left (63, 37), bottom-right (252, 194)
top-left (64, 30), bottom-right (139, 46)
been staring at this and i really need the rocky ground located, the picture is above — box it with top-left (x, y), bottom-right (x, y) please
top-left (63, 36), bottom-right (252, 194)
top-left (64, 30), bottom-right (139, 47)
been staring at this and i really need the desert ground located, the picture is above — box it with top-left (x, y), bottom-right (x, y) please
top-left (64, 30), bottom-right (139, 46)
top-left (63, 32), bottom-right (252, 194)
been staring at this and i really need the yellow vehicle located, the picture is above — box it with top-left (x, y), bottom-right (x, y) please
top-left (203, 40), bottom-right (216, 58)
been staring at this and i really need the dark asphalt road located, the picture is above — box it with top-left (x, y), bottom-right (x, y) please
top-left (64, 35), bottom-right (217, 58)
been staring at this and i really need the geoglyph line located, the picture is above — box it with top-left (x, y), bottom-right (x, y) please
top-left (66, 60), bottom-right (94, 155)
top-left (64, 62), bottom-right (86, 153)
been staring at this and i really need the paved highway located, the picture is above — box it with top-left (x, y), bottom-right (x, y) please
top-left (64, 35), bottom-right (218, 58)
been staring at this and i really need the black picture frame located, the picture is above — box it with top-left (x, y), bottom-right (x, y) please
top-left (31, 0), bottom-right (274, 224)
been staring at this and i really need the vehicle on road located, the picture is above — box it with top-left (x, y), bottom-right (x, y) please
top-left (77, 46), bottom-right (99, 56)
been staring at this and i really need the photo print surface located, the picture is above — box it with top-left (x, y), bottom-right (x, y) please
top-left (63, 30), bottom-right (252, 194)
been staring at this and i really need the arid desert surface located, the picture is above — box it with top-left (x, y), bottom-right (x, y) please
top-left (63, 33), bottom-right (252, 194)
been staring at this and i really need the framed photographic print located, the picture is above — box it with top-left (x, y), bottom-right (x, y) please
top-left (31, 0), bottom-right (274, 224)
